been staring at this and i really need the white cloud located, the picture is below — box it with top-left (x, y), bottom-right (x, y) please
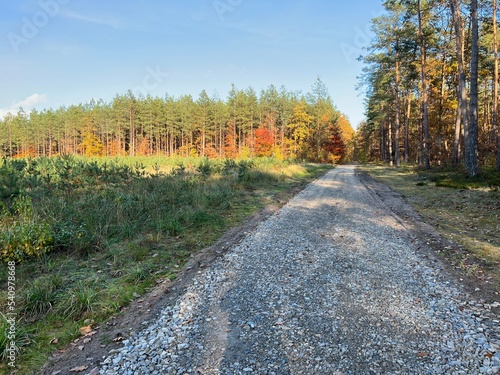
top-left (17, 93), bottom-right (47, 108)
top-left (0, 93), bottom-right (48, 119)
top-left (60, 9), bottom-right (120, 29)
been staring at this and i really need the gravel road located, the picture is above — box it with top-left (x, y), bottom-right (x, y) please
top-left (99, 165), bottom-right (499, 375)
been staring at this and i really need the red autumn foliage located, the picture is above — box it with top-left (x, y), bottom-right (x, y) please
top-left (254, 127), bottom-right (274, 157)
top-left (322, 122), bottom-right (346, 163)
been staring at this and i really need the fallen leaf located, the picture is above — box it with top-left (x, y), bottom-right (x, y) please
top-left (417, 352), bottom-right (430, 358)
top-left (50, 338), bottom-right (58, 345)
top-left (69, 365), bottom-right (88, 372)
top-left (79, 325), bottom-right (92, 336)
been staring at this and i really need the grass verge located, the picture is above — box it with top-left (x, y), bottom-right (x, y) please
top-left (359, 164), bottom-right (500, 299)
top-left (0, 156), bottom-right (331, 374)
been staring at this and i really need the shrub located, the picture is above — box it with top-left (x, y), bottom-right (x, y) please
top-left (0, 220), bottom-right (54, 262)
top-left (57, 283), bottom-right (98, 320)
top-left (196, 157), bottom-right (212, 178)
top-left (20, 274), bottom-right (63, 319)
top-left (222, 159), bottom-right (238, 175)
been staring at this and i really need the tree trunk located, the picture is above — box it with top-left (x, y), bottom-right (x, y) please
top-left (467, 0), bottom-right (480, 176)
top-left (449, 0), bottom-right (468, 166)
top-left (404, 92), bottom-right (411, 164)
top-left (494, 0), bottom-right (500, 170)
top-left (394, 42), bottom-right (401, 167)
top-left (418, 0), bottom-right (431, 169)
top-left (381, 120), bottom-right (386, 162)
top-left (438, 52), bottom-right (447, 165)
top-left (129, 107), bottom-right (135, 156)
top-left (388, 118), bottom-right (394, 166)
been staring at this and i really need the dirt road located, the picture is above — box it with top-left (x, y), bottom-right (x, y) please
top-left (53, 165), bottom-right (500, 374)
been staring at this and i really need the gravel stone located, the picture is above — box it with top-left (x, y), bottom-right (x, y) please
top-left (99, 165), bottom-right (499, 375)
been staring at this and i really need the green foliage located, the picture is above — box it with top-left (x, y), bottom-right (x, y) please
top-left (172, 162), bottom-right (186, 176)
top-left (58, 283), bottom-right (98, 320)
top-left (0, 161), bottom-right (23, 201)
top-left (126, 264), bottom-right (150, 285)
top-left (0, 314), bottom-right (32, 363)
top-left (0, 156), bottom-right (329, 265)
top-left (21, 274), bottom-right (63, 319)
top-left (196, 157), bottom-right (213, 178)
top-left (0, 195), bottom-right (54, 262)
top-left (222, 158), bottom-right (238, 175)
top-left (237, 160), bottom-right (254, 179)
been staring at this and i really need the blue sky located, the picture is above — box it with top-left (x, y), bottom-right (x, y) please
top-left (1, 0), bottom-right (384, 128)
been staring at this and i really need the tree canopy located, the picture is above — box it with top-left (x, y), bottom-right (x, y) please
top-left (359, 0), bottom-right (500, 174)
top-left (0, 81), bottom-right (354, 163)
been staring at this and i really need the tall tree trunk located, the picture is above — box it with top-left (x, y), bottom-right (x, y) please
top-left (129, 107), bottom-right (135, 156)
top-left (405, 92), bottom-right (411, 164)
top-left (8, 121), bottom-right (13, 156)
top-left (495, 0), bottom-right (500, 170)
top-left (418, 0), bottom-right (431, 169)
top-left (394, 41), bottom-right (401, 167)
top-left (438, 52), bottom-right (447, 165)
top-left (449, 0), bottom-right (468, 166)
top-left (381, 119), bottom-right (386, 162)
top-left (467, 0), bottom-right (480, 176)
top-left (453, 103), bottom-right (462, 165)
top-left (388, 118), bottom-right (394, 166)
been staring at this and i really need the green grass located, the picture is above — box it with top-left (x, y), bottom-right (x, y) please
top-left (0, 156), bottom-right (331, 374)
top-left (360, 163), bottom-right (500, 295)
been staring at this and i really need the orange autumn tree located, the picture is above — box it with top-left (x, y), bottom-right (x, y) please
top-left (322, 120), bottom-right (346, 163)
top-left (136, 137), bottom-right (150, 156)
top-left (107, 139), bottom-right (125, 156)
top-left (254, 126), bottom-right (274, 157)
top-left (224, 124), bottom-right (239, 158)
